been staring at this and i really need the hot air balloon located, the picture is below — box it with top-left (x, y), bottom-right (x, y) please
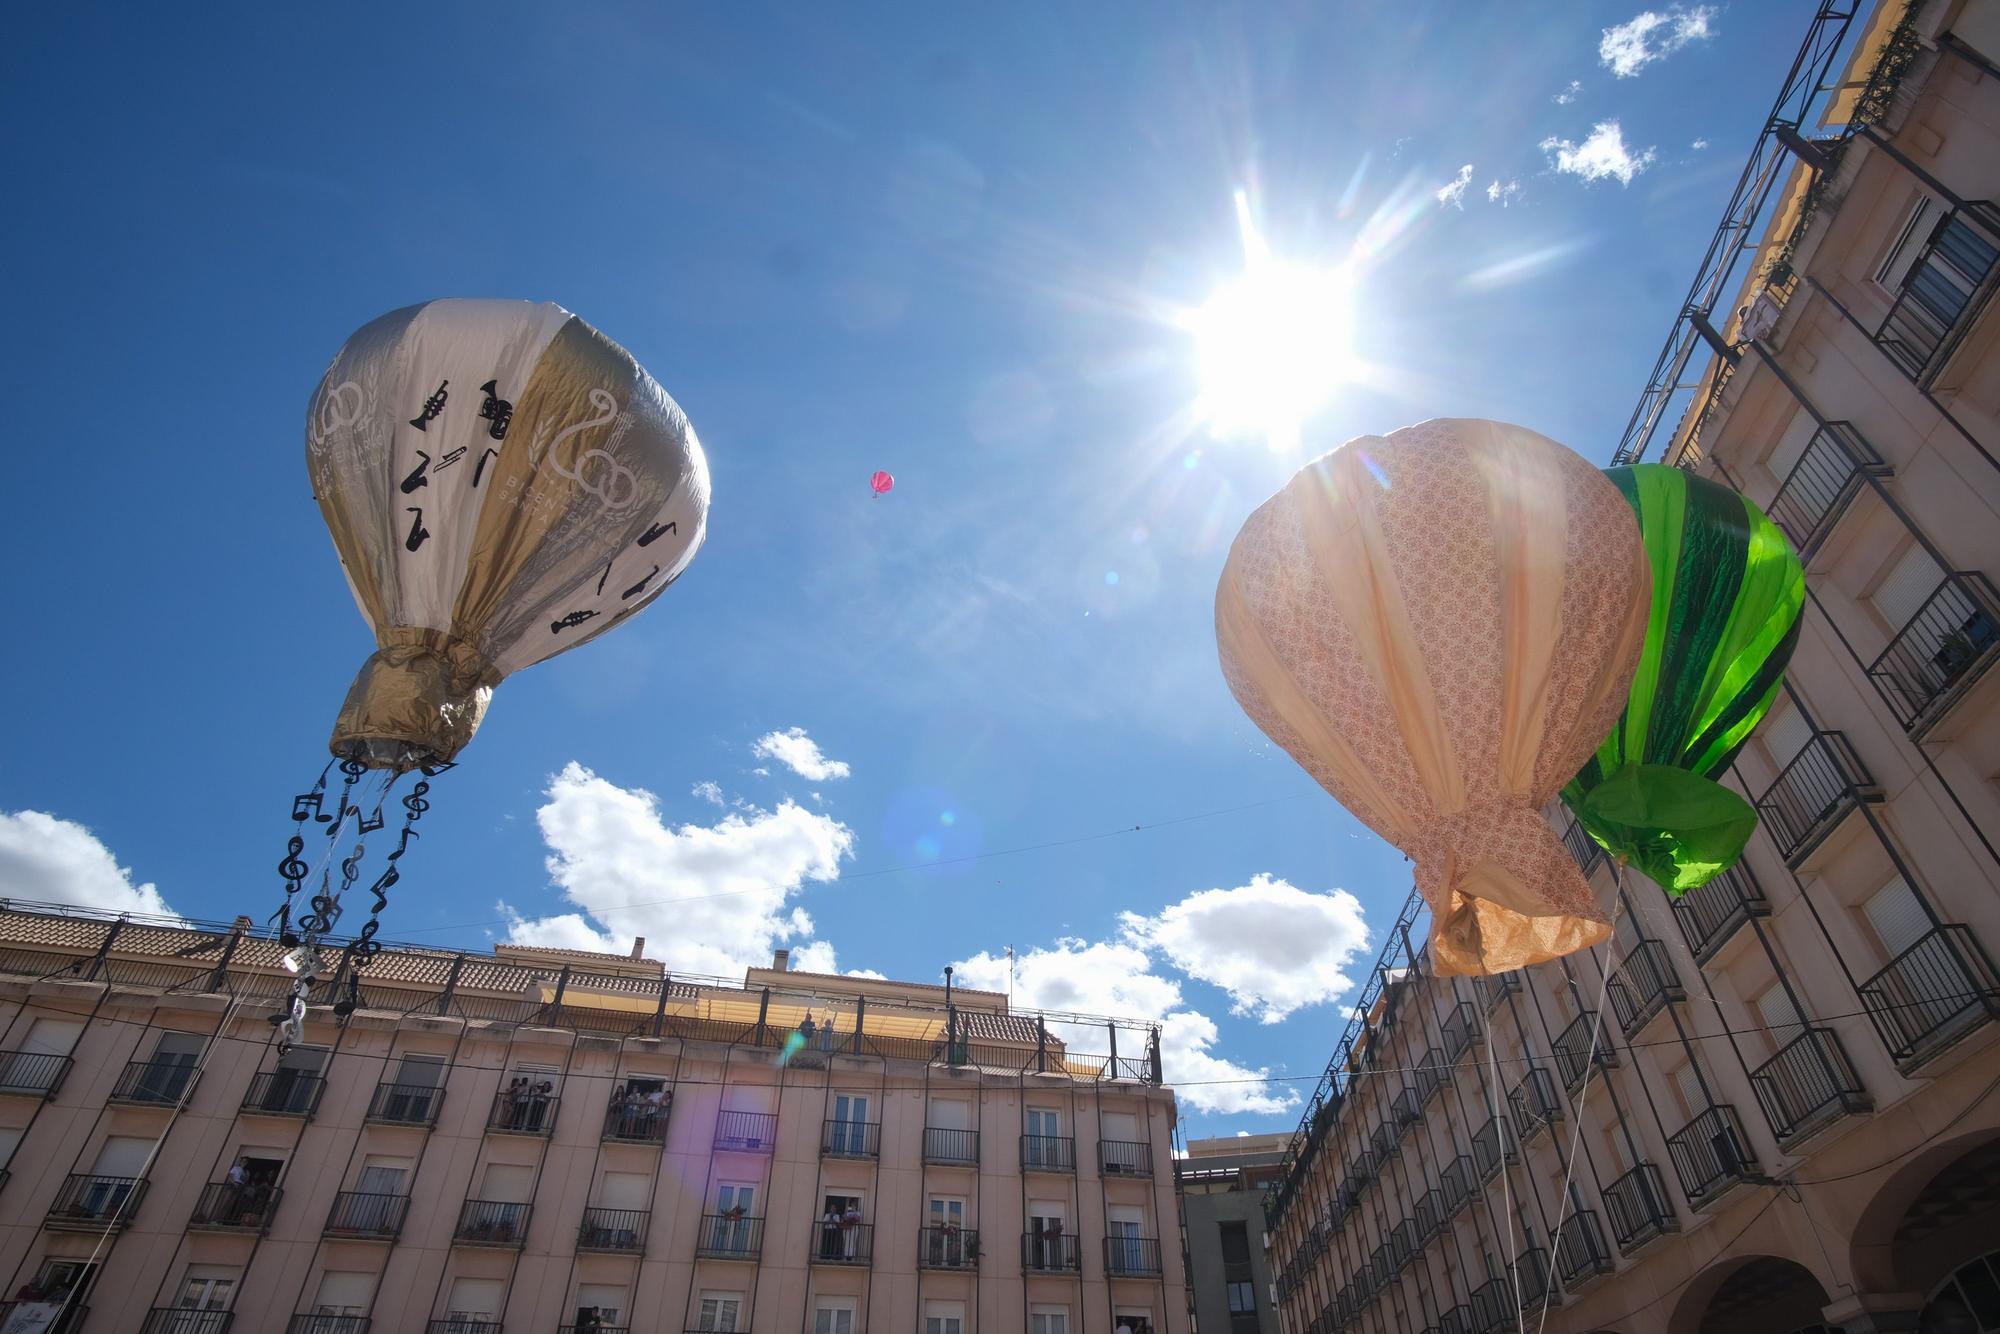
top-left (1215, 419), bottom-right (1651, 976)
top-left (270, 299), bottom-right (710, 1042)
top-left (871, 470), bottom-right (895, 497)
top-left (1560, 464), bottom-right (1803, 893)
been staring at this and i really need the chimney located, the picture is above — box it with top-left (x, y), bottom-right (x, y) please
top-left (630, 937), bottom-right (646, 960)
top-left (772, 948), bottom-right (791, 972)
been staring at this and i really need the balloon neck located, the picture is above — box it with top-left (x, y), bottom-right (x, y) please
top-left (329, 629), bottom-right (498, 772)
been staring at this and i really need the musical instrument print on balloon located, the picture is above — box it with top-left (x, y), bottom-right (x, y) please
top-left (473, 447), bottom-right (499, 488)
top-left (404, 506), bottom-right (430, 552)
top-left (549, 608), bottom-right (598, 635)
top-left (408, 379), bottom-right (449, 432)
top-left (400, 450), bottom-right (432, 494)
top-left (479, 379), bottom-right (514, 439)
top-left (621, 565), bottom-right (661, 600)
top-left (637, 519), bottom-right (676, 547)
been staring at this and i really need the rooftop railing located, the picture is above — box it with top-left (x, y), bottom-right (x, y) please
top-left (1866, 571), bottom-right (2000, 735)
top-left (1749, 1026), bottom-right (1871, 1143)
top-left (1859, 923), bottom-right (2000, 1067)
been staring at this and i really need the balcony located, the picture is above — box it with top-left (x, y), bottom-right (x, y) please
top-left (1415, 1048), bottom-right (1448, 1105)
top-left (141, 1312), bottom-right (232, 1334)
top-left (454, 1199), bottom-right (529, 1248)
top-left (1100, 1138), bottom-right (1153, 1176)
top-left (1471, 1117), bottom-right (1516, 1182)
top-left (45, 1172), bottom-right (146, 1230)
top-left (1754, 730), bottom-right (1880, 865)
top-left (1426, 1307), bottom-right (1476, 1334)
top-left (1560, 818), bottom-right (1605, 876)
top-left (1414, 1185), bottom-right (1446, 1238)
top-left (1554, 1210), bottom-right (1614, 1284)
top-left (1608, 939), bottom-right (1684, 1036)
top-left (924, 1126), bottom-right (979, 1165)
top-left (1440, 1002), bottom-right (1481, 1059)
top-left (487, 1089), bottom-right (558, 1136)
top-left (1368, 1120), bottom-right (1397, 1164)
top-left (108, 1059), bottom-right (199, 1107)
top-left (1370, 1239), bottom-right (1397, 1287)
top-left (822, 1117), bottom-right (880, 1159)
top-left (1665, 1104), bottom-right (1758, 1205)
top-left (808, 1218), bottom-right (874, 1265)
top-left (1874, 207), bottom-right (2000, 383)
top-left (365, 1081), bottom-right (442, 1127)
top-left (694, 1212), bottom-right (763, 1259)
top-left (1552, 1012), bottom-right (1618, 1093)
top-left (1, 1304), bottom-right (86, 1334)
top-left (1388, 1083), bottom-right (1422, 1134)
top-left (1674, 864), bottom-right (1771, 962)
top-left (1478, 972), bottom-right (1520, 1014)
top-left (1105, 1235), bottom-right (1164, 1278)
top-left (0, 1050), bottom-right (71, 1099)
top-left (1390, 1219), bottom-right (1418, 1271)
top-left (919, 1223), bottom-right (979, 1269)
top-left (1470, 1251), bottom-right (1553, 1332)
top-left (427, 1323), bottom-right (502, 1334)
top-left (713, 1110), bottom-right (776, 1151)
top-left (241, 1070), bottom-right (325, 1118)
top-left (1867, 572), bottom-right (2000, 736)
top-left (1750, 1026), bottom-right (1871, 1143)
top-left (577, 1207), bottom-right (649, 1253)
top-left (1023, 1231), bottom-right (1082, 1272)
top-left (558, 1327), bottom-right (630, 1334)
top-left (188, 1180), bottom-right (281, 1233)
top-left (1021, 1133), bottom-right (1076, 1172)
top-left (324, 1191), bottom-right (409, 1240)
top-left (602, 1100), bottom-right (670, 1144)
top-left (1860, 923), bottom-right (2000, 1066)
top-left (1507, 1066), bottom-right (1562, 1142)
top-left (286, 1319), bottom-right (368, 1334)
top-left (1602, 1162), bottom-right (1678, 1253)
top-left (1766, 420), bottom-right (1887, 558)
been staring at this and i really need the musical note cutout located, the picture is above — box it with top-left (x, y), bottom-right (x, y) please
top-left (479, 379), bottom-right (513, 440)
top-left (409, 379), bottom-right (449, 432)
top-left (550, 609), bottom-right (598, 635)
top-left (292, 792), bottom-right (326, 823)
top-left (637, 520), bottom-right (677, 547)
top-left (473, 447), bottom-right (500, 488)
top-left (404, 507), bottom-right (431, 552)
top-left (400, 450), bottom-right (432, 494)
top-left (621, 565), bottom-right (661, 600)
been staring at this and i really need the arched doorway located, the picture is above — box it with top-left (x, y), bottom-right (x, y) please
top-left (1669, 1254), bottom-right (1835, 1334)
top-left (1921, 1251), bottom-right (2000, 1333)
top-left (1850, 1133), bottom-right (2000, 1300)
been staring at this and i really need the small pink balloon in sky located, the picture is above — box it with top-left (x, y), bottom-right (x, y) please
top-left (870, 470), bottom-right (895, 497)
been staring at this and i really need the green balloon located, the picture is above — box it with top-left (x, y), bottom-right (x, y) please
top-left (1562, 463), bottom-right (1805, 893)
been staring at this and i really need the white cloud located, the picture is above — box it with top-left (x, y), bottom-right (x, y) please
top-left (690, 780), bottom-right (724, 806)
top-left (1600, 6), bottom-right (1716, 78)
top-left (1485, 179), bottom-right (1524, 207)
top-left (1540, 121), bottom-right (1657, 185)
top-left (1691, 137), bottom-right (1709, 150)
top-left (1435, 163), bottom-right (1475, 209)
top-left (0, 810), bottom-right (178, 918)
top-left (951, 938), bottom-right (1296, 1117)
top-left (503, 762), bottom-right (855, 977)
top-left (788, 939), bottom-right (887, 979)
top-left (750, 727), bottom-right (851, 782)
top-left (1554, 79), bottom-right (1582, 104)
top-left (1121, 874), bottom-right (1369, 1024)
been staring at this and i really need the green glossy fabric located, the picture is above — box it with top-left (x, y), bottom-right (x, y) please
top-left (1562, 464), bottom-right (1804, 892)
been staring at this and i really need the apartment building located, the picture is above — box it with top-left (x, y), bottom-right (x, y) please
top-left (1175, 1135), bottom-right (1284, 1334)
top-left (1262, 2), bottom-right (2000, 1332)
top-left (0, 903), bottom-right (1184, 1334)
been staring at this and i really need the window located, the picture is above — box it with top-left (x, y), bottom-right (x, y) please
top-left (0, 1127), bottom-right (20, 1167)
top-left (1108, 1207), bottom-right (1145, 1271)
top-left (312, 1271), bottom-right (374, 1316)
top-left (1763, 705), bottom-right (1812, 770)
top-left (1865, 875), bottom-right (1931, 960)
top-left (1229, 1280), bottom-right (1257, 1312)
top-left (1031, 1305), bottom-right (1071, 1334)
top-left (176, 1267), bottom-right (237, 1309)
top-left (574, 1283), bottom-right (625, 1327)
top-left (356, 1155), bottom-right (411, 1195)
top-left (711, 1183), bottom-right (757, 1252)
top-left (1673, 1061), bottom-right (1708, 1119)
top-left (1872, 543), bottom-right (1946, 635)
top-left (1875, 196), bottom-right (1942, 291)
top-left (92, 1135), bottom-right (155, 1178)
top-left (22, 1017), bottom-right (85, 1055)
top-left (697, 1292), bottom-right (743, 1332)
top-left (480, 1162), bottom-right (533, 1203)
top-left (813, 1300), bottom-right (857, 1334)
top-left (925, 1300), bottom-right (965, 1334)
top-left (1026, 1107), bottom-right (1062, 1166)
top-left (1756, 984), bottom-right (1805, 1050)
top-left (1764, 406), bottom-right (1818, 488)
top-left (830, 1092), bottom-right (870, 1154)
top-left (1118, 1308), bottom-right (1158, 1334)
top-left (599, 1170), bottom-right (650, 1210)
top-left (447, 1277), bottom-right (503, 1322)
top-left (930, 1098), bottom-right (970, 1129)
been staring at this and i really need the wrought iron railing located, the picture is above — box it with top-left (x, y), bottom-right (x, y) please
top-left (602, 1100), bottom-right (670, 1143)
top-left (1555, 1209), bottom-right (1614, 1283)
top-left (1874, 208), bottom-right (2000, 382)
top-left (1479, 972), bottom-right (1520, 1014)
top-left (1022, 1231), bottom-right (1082, 1272)
top-left (1608, 939), bottom-right (1684, 1035)
top-left (1415, 1047), bottom-right (1448, 1104)
top-left (45, 1172), bottom-right (146, 1227)
top-left (1105, 1235), bottom-right (1164, 1277)
top-left (1561, 818), bottom-right (1604, 875)
top-left (366, 1081), bottom-right (442, 1126)
top-left (1753, 730), bottom-right (1876, 864)
top-left (1750, 1026), bottom-right (1871, 1142)
top-left (487, 1089), bottom-right (557, 1135)
top-left (140, 1312), bottom-right (231, 1334)
top-left (919, 1224), bottom-right (979, 1268)
top-left (425, 1322), bottom-right (501, 1334)
top-left (1859, 923), bottom-right (2000, 1065)
top-left (821, 1118), bottom-right (880, 1158)
top-left (809, 1219), bottom-right (873, 1265)
top-left (453, 1199), bottom-right (529, 1247)
top-left (1021, 1133), bottom-right (1076, 1172)
top-left (1507, 1066), bottom-right (1562, 1141)
top-left (577, 1207), bottom-right (649, 1252)
top-left (1673, 864), bottom-right (1770, 962)
top-left (188, 1180), bottom-right (281, 1232)
top-left (1553, 1012), bottom-right (1617, 1092)
top-left (923, 1126), bottom-right (979, 1165)
top-left (1471, 1117), bottom-right (1515, 1181)
top-left (694, 1212), bottom-right (763, 1259)
top-left (1765, 420), bottom-right (1885, 557)
top-left (109, 1058), bottom-right (199, 1106)
top-left (1414, 1186), bottom-right (1446, 1239)
top-left (285, 1318), bottom-right (368, 1334)
top-left (1602, 1162), bottom-right (1677, 1252)
top-left (1441, 1001), bottom-right (1481, 1058)
top-left (241, 1070), bottom-right (325, 1117)
top-left (1866, 571), bottom-right (2000, 733)
top-left (1389, 1084), bottom-right (1421, 1132)
top-left (1100, 1138), bottom-right (1153, 1176)
top-left (324, 1190), bottom-right (409, 1239)
top-left (1665, 1104), bottom-right (1757, 1205)
top-left (0, 1050), bottom-right (71, 1098)
top-left (712, 1110), bottom-right (776, 1151)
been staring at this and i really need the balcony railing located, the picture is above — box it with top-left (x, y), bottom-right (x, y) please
top-left (1608, 939), bottom-right (1684, 1036)
top-left (1665, 1104), bottom-right (1758, 1205)
top-left (603, 1100), bottom-right (670, 1144)
top-left (1754, 730), bottom-right (1878, 864)
top-left (1471, 1117), bottom-right (1516, 1181)
top-left (286, 1318), bottom-right (368, 1334)
top-left (1427, 1306), bottom-right (1475, 1334)
top-left (1023, 1231), bottom-right (1082, 1272)
top-left (1766, 420), bottom-right (1886, 558)
top-left (694, 1212), bottom-right (763, 1259)
top-left (1602, 1162), bottom-right (1678, 1253)
top-left (1554, 1209), bottom-right (1614, 1284)
top-left (1860, 923), bottom-right (2000, 1066)
top-left (1368, 1120), bottom-right (1397, 1163)
top-left (577, 1207), bottom-right (649, 1253)
top-left (454, 1199), bottom-right (529, 1247)
top-left (1470, 1250), bottom-right (1552, 1331)
top-left (109, 1058), bottom-right (199, 1107)
top-left (1478, 972), bottom-right (1520, 1014)
top-left (919, 1224), bottom-right (979, 1269)
top-left (1105, 1235), bottom-right (1164, 1278)
top-left (1100, 1138), bottom-right (1153, 1176)
top-left (188, 1180), bottom-right (281, 1232)
top-left (1389, 1083), bottom-right (1422, 1133)
top-left (426, 1322), bottom-right (502, 1334)
top-left (140, 1312), bottom-right (231, 1334)
top-left (557, 1327), bottom-right (630, 1334)
top-left (1414, 1186), bottom-right (1446, 1239)
top-left (1021, 1133), bottom-right (1076, 1172)
top-left (924, 1126), bottom-right (979, 1165)
top-left (809, 1218), bottom-right (874, 1265)
top-left (1553, 1012), bottom-right (1617, 1092)
top-left (821, 1117), bottom-right (879, 1158)
top-left (1674, 864), bottom-right (1770, 962)
top-left (1390, 1218), bottom-right (1419, 1270)
top-left (1750, 1026), bottom-right (1871, 1143)
top-left (241, 1070), bottom-right (325, 1117)
top-left (713, 1110), bottom-right (776, 1151)
top-left (324, 1190), bottom-right (409, 1239)
top-left (1415, 1047), bottom-right (1448, 1104)
top-left (365, 1081), bottom-right (442, 1126)
top-left (45, 1172), bottom-right (146, 1229)
top-left (0, 1050), bottom-right (72, 1098)
top-left (1507, 1066), bottom-right (1563, 1142)
top-left (1867, 571), bottom-right (2000, 735)
top-left (1560, 819), bottom-right (1605, 876)
top-left (1370, 1239), bottom-right (1397, 1287)
top-left (1874, 207), bottom-right (2000, 382)
top-left (1441, 1001), bottom-right (1481, 1058)
top-left (487, 1089), bottom-right (558, 1136)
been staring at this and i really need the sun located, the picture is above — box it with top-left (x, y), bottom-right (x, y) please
top-left (1186, 192), bottom-right (1355, 450)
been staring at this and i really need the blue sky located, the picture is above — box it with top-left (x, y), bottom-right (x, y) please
top-left (0, 3), bottom-right (1822, 1135)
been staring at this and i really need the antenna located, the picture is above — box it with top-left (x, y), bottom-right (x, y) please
top-left (1006, 945), bottom-right (1016, 1003)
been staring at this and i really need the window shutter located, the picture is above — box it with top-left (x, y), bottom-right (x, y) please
top-left (480, 1163), bottom-right (534, 1203)
top-left (600, 1171), bottom-right (650, 1209)
top-left (23, 1019), bottom-right (84, 1056)
top-left (1865, 876), bottom-right (1930, 960)
top-left (93, 1136), bottom-right (155, 1177)
top-left (1762, 706), bottom-right (1812, 767)
top-left (1673, 1062), bottom-right (1707, 1117)
top-left (447, 1278), bottom-right (503, 1320)
top-left (1755, 985), bottom-right (1804, 1047)
top-left (577, 1284), bottom-right (625, 1320)
top-left (313, 1271), bottom-right (375, 1312)
top-left (1876, 196), bottom-right (1942, 291)
top-left (930, 1099), bottom-right (970, 1130)
top-left (1872, 543), bottom-right (1945, 635)
top-left (1766, 407), bottom-right (1819, 485)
